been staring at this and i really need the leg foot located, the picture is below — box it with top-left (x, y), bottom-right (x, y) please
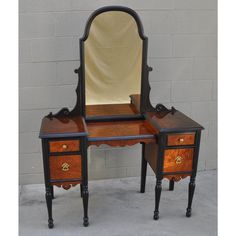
top-left (83, 217), bottom-right (89, 227)
top-left (169, 180), bottom-right (174, 191)
top-left (186, 177), bottom-right (195, 218)
top-left (48, 219), bottom-right (54, 228)
top-left (186, 209), bottom-right (191, 217)
top-left (140, 143), bottom-right (147, 193)
top-left (82, 185), bottom-right (89, 227)
top-left (153, 179), bottom-right (162, 221)
top-left (153, 211), bottom-right (159, 220)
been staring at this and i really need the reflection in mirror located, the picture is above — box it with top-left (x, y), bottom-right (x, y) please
top-left (84, 11), bottom-right (142, 116)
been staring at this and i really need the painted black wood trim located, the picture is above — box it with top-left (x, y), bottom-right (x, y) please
top-left (165, 131), bottom-right (197, 135)
top-left (49, 151), bottom-right (81, 156)
top-left (81, 6), bottom-right (146, 41)
top-left (42, 139), bottom-right (51, 187)
top-left (191, 130), bottom-right (202, 177)
top-left (70, 66), bottom-right (83, 116)
top-left (39, 131), bottom-right (88, 139)
top-left (159, 127), bottom-right (204, 133)
top-left (162, 171), bottom-right (193, 176)
top-left (50, 178), bottom-right (82, 183)
top-left (45, 137), bottom-right (82, 141)
top-left (156, 134), bottom-right (166, 178)
top-left (163, 145), bottom-right (196, 150)
top-left (140, 38), bottom-right (155, 113)
top-left (88, 134), bottom-right (155, 142)
top-left (85, 114), bottom-right (144, 122)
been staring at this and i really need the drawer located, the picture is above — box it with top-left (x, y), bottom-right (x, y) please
top-left (49, 140), bottom-right (80, 153)
top-left (167, 133), bottom-right (195, 146)
top-left (49, 155), bottom-right (82, 180)
top-left (163, 148), bottom-right (194, 173)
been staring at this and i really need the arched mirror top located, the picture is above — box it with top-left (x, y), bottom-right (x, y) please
top-left (81, 6), bottom-right (146, 41)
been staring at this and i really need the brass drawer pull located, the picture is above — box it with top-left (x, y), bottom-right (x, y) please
top-left (62, 162), bottom-right (70, 171)
top-left (62, 144), bottom-right (68, 150)
top-left (175, 156), bottom-right (183, 164)
top-left (178, 138), bottom-right (184, 142)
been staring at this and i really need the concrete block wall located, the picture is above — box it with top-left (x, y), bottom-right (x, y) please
top-left (19, 0), bottom-right (217, 184)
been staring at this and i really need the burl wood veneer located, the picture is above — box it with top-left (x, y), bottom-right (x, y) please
top-left (49, 155), bottom-right (82, 181)
top-left (144, 143), bottom-right (193, 180)
top-left (163, 148), bottom-right (194, 173)
top-left (87, 120), bottom-right (157, 146)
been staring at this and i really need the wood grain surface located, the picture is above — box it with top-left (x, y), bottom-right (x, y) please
top-left (49, 155), bottom-right (82, 181)
top-left (49, 140), bottom-right (80, 153)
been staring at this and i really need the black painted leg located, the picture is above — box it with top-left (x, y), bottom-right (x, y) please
top-left (153, 179), bottom-right (162, 220)
top-left (186, 177), bottom-right (196, 217)
top-left (140, 143), bottom-right (147, 193)
top-left (80, 184), bottom-right (83, 198)
top-left (50, 185), bottom-right (54, 199)
top-left (169, 180), bottom-right (174, 191)
top-left (82, 186), bottom-right (89, 227)
top-left (45, 187), bottom-right (54, 228)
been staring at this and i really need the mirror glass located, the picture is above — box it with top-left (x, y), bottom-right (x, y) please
top-left (84, 11), bottom-right (142, 116)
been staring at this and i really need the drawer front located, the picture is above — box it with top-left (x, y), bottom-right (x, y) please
top-left (167, 133), bottom-right (195, 146)
top-left (49, 140), bottom-right (80, 153)
top-left (49, 155), bottom-right (82, 180)
top-left (163, 148), bottom-right (194, 173)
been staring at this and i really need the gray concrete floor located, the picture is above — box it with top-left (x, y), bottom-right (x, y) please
top-left (19, 170), bottom-right (217, 236)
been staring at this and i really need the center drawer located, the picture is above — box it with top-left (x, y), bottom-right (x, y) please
top-left (49, 140), bottom-right (80, 153)
top-left (49, 155), bottom-right (82, 180)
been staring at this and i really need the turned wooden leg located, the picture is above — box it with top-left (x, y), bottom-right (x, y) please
top-left (153, 179), bottom-right (162, 220)
top-left (140, 143), bottom-right (147, 193)
top-left (50, 185), bottom-right (54, 199)
top-left (186, 177), bottom-right (196, 217)
top-left (82, 186), bottom-right (89, 227)
top-left (45, 187), bottom-right (54, 228)
top-left (169, 180), bottom-right (174, 191)
top-left (80, 184), bottom-right (83, 198)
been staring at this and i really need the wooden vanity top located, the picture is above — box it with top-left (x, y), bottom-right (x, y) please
top-left (39, 114), bottom-right (157, 141)
top-left (39, 116), bottom-right (88, 138)
top-left (39, 104), bottom-right (203, 140)
top-left (145, 110), bottom-right (204, 133)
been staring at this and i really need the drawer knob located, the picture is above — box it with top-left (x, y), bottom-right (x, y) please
top-left (62, 162), bottom-right (70, 172)
top-left (179, 138), bottom-right (184, 142)
top-left (175, 156), bottom-right (183, 164)
top-left (62, 144), bottom-right (68, 149)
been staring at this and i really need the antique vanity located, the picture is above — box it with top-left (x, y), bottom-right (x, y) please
top-left (39, 6), bottom-right (204, 228)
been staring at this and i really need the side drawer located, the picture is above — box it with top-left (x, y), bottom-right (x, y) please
top-left (49, 155), bottom-right (82, 180)
top-left (167, 133), bottom-right (195, 146)
top-left (163, 148), bottom-right (194, 173)
top-left (49, 140), bottom-right (80, 153)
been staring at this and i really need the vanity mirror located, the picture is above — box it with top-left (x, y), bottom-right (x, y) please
top-left (84, 10), bottom-right (142, 119)
top-left (71, 7), bottom-right (154, 120)
top-left (84, 11), bottom-right (142, 106)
